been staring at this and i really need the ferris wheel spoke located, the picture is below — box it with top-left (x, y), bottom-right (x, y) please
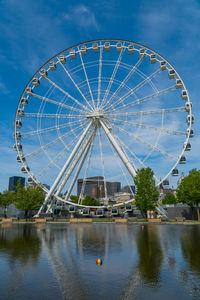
top-left (24, 123), bottom-right (87, 160)
top-left (97, 44), bottom-right (103, 109)
top-left (78, 128), bottom-right (97, 203)
top-left (22, 120), bottom-right (87, 138)
top-left (58, 60), bottom-right (94, 111)
top-left (100, 45), bottom-right (125, 109)
top-left (103, 56), bottom-right (144, 110)
top-left (30, 93), bottom-right (86, 115)
top-left (56, 129), bottom-right (95, 197)
top-left (78, 48), bottom-right (96, 110)
top-left (112, 124), bottom-right (176, 161)
top-left (24, 112), bottom-right (84, 119)
top-left (44, 76), bottom-right (91, 112)
top-left (98, 128), bottom-right (108, 199)
top-left (107, 106), bottom-right (185, 118)
top-left (115, 134), bottom-right (159, 183)
top-left (111, 117), bottom-right (185, 136)
top-left (37, 131), bottom-right (84, 179)
top-left (143, 109), bottom-right (164, 164)
top-left (105, 130), bottom-right (135, 197)
top-left (109, 85), bottom-right (177, 113)
top-left (106, 68), bottom-right (161, 111)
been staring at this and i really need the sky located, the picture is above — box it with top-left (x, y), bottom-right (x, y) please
top-left (0, 0), bottom-right (200, 192)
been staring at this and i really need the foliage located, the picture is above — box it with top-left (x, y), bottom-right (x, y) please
top-left (82, 195), bottom-right (100, 206)
top-left (162, 193), bottom-right (177, 205)
top-left (0, 190), bottom-right (15, 217)
top-left (14, 181), bottom-right (44, 218)
top-left (70, 195), bottom-right (79, 203)
top-left (134, 167), bottom-right (159, 218)
top-left (176, 169), bottom-right (200, 220)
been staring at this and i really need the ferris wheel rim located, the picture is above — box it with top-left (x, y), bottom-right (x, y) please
top-left (14, 39), bottom-right (193, 209)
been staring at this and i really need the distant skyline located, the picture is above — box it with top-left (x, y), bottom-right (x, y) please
top-left (0, 0), bottom-right (200, 191)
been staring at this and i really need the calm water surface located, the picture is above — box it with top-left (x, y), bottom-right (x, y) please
top-left (0, 223), bottom-right (200, 300)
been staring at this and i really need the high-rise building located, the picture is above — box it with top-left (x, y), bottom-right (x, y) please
top-left (8, 176), bottom-right (25, 192)
top-left (77, 176), bottom-right (121, 198)
top-left (121, 185), bottom-right (135, 194)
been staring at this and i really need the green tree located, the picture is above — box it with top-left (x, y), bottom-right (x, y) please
top-left (70, 195), bottom-right (79, 203)
top-left (162, 193), bottom-right (177, 205)
top-left (82, 195), bottom-right (100, 206)
top-left (177, 169), bottom-right (200, 220)
top-left (134, 167), bottom-right (159, 218)
top-left (14, 181), bottom-right (44, 218)
top-left (0, 190), bottom-right (15, 218)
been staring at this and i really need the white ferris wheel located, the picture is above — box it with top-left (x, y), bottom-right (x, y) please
top-left (14, 39), bottom-right (194, 212)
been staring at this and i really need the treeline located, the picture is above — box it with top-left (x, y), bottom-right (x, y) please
top-left (134, 168), bottom-right (200, 220)
top-left (0, 181), bottom-right (44, 218)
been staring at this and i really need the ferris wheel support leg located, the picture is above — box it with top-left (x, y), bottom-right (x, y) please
top-left (55, 129), bottom-right (95, 197)
top-left (100, 120), bottom-right (137, 178)
top-left (64, 142), bottom-right (91, 202)
top-left (35, 122), bottom-right (93, 217)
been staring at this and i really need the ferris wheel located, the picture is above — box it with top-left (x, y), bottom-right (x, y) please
top-left (14, 39), bottom-right (194, 212)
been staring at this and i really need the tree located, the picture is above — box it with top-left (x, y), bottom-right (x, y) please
top-left (134, 167), bottom-right (159, 218)
top-left (70, 195), bottom-right (79, 203)
top-left (82, 195), bottom-right (100, 206)
top-left (0, 190), bottom-right (15, 218)
top-left (14, 181), bottom-right (44, 218)
top-left (162, 193), bottom-right (177, 205)
top-left (177, 169), bottom-right (200, 221)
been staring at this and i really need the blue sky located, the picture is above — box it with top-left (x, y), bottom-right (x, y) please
top-left (0, 0), bottom-right (200, 192)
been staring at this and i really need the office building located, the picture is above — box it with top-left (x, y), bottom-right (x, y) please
top-left (8, 176), bottom-right (25, 192)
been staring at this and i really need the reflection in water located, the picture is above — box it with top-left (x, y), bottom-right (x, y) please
top-left (0, 224), bottom-right (200, 300)
top-left (0, 224), bottom-right (41, 265)
top-left (136, 225), bottom-right (163, 285)
top-left (181, 226), bottom-right (200, 273)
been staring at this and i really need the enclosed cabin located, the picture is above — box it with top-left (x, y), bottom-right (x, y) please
top-left (172, 168), bottom-right (179, 176)
top-left (70, 49), bottom-right (76, 59)
top-left (17, 109), bottom-right (24, 118)
top-left (21, 98), bottom-right (28, 106)
top-left (179, 155), bottom-right (186, 164)
top-left (160, 61), bottom-right (166, 70)
top-left (187, 115), bottom-right (194, 125)
top-left (69, 205), bottom-right (76, 213)
top-left (92, 42), bottom-right (99, 53)
top-left (104, 42), bottom-right (111, 52)
top-left (14, 143), bottom-right (22, 151)
top-left (116, 42), bottom-right (122, 52)
top-left (16, 120), bottom-right (22, 129)
top-left (40, 69), bottom-right (48, 77)
top-left (125, 204), bottom-right (132, 212)
top-left (82, 207), bottom-right (90, 216)
top-left (168, 69), bottom-right (175, 79)
top-left (163, 179), bottom-right (169, 187)
top-left (15, 132), bottom-right (21, 140)
top-left (150, 53), bottom-right (156, 64)
top-left (139, 48), bottom-right (146, 58)
top-left (26, 87), bottom-right (33, 95)
top-left (21, 166), bottom-right (30, 173)
top-left (181, 90), bottom-right (188, 100)
top-left (184, 142), bottom-right (191, 151)
top-left (32, 77), bottom-right (40, 86)
top-left (185, 101), bottom-right (192, 112)
top-left (49, 61), bottom-right (56, 71)
top-left (187, 128), bottom-right (194, 137)
top-left (28, 176), bottom-right (33, 184)
top-left (59, 55), bottom-right (66, 64)
top-left (111, 207), bottom-right (119, 216)
top-left (81, 45), bottom-right (87, 55)
top-left (128, 44), bottom-right (134, 54)
top-left (176, 79), bottom-right (182, 89)
top-left (96, 208), bottom-right (104, 217)
top-left (17, 155), bottom-right (25, 163)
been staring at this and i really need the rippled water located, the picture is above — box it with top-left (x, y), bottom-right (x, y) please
top-left (0, 223), bottom-right (200, 300)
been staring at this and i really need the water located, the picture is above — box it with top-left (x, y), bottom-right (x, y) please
top-left (0, 223), bottom-right (200, 300)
